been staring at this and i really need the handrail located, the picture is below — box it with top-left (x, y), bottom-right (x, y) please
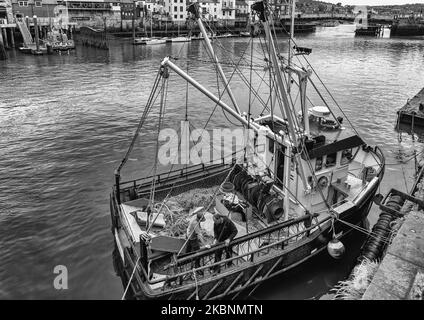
top-left (118, 152), bottom-right (238, 187)
top-left (175, 213), bottom-right (318, 266)
top-left (152, 216), bottom-right (332, 285)
top-left (119, 162), bottom-right (228, 188)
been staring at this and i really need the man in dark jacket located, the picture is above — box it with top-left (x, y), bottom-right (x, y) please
top-left (212, 214), bottom-right (238, 272)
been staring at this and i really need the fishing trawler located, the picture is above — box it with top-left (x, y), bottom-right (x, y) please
top-left (110, 1), bottom-right (385, 300)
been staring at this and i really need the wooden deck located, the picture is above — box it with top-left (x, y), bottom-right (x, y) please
top-left (396, 88), bottom-right (424, 135)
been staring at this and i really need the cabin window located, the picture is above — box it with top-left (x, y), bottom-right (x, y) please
top-left (18, 1), bottom-right (28, 6)
top-left (268, 138), bottom-right (274, 153)
top-left (308, 176), bottom-right (313, 189)
top-left (341, 149), bottom-right (353, 166)
top-left (35, 1), bottom-right (42, 7)
top-left (326, 153), bottom-right (337, 168)
top-left (315, 156), bottom-right (323, 171)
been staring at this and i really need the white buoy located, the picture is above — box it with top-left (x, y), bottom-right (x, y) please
top-left (327, 239), bottom-right (345, 259)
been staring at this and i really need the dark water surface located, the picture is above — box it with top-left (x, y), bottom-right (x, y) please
top-left (1, 24), bottom-right (423, 299)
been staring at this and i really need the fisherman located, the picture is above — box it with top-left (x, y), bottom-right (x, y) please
top-left (212, 213), bottom-right (238, 272)
top-left (186, 210), bottom-right (206, 275)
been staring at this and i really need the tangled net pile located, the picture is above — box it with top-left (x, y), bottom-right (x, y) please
top-left (160, 187), bottom-right (216, 238)
top-left (332, 258), bottom-right (380, 300)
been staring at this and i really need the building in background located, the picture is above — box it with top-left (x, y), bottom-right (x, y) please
top-left (197, 0), bottom-right (221, 22)
top-left (163, 0), bottom-right (187, 25)
top-left (234, 0), bottom-right (248, 27)
top-left (11, 0), bottom-right (59, 21)
top-left (221, 0), bottom-right (235, 26)
top-left (0, 0), bottom-right (8, 22)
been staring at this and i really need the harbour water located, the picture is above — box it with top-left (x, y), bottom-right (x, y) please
top-left (0, 23), bottom-right (423, 299)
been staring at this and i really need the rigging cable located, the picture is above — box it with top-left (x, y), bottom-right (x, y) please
top-left (149, 76), bottom-right (169, 216)
top-left (121, 257), bottom-right (140, 300)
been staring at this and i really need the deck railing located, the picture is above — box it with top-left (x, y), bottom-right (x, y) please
top-left (142, 213), bottom-right (328, 288)
top-left (117, 152), bottom-right (239, 197)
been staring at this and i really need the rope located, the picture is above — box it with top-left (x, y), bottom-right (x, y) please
top-left (116, 69), bottom-right (162, 174)
top-left (335, 217), bottom-right (393, 245)
top-left (149, 77), bottom-right (168, 212)
top-left (193, 269), bottom-right (200, 300)
top-left (121, 257), bottom-right (140, 300)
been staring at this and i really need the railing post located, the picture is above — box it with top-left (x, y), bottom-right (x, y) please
top-left (115, 169), bottom-right (121, 205)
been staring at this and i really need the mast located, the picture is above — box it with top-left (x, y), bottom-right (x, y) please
top-left (252, 0), bottom-right (310, 193)
top-left (288, 0), bottom-right (296, 92)
top-left (187, 3), bottom-right (242, 115)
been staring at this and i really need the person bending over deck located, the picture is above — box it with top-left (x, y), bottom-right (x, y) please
top-left (186, 211), bottom-right (206, 275)
top-left (212, 214), bottom-right (238, 273)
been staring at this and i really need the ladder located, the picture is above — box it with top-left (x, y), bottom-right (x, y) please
top-left (16, 19), bottom-right (33, 47)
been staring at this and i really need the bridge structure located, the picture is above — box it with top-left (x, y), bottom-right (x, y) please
top-left (279, 13), bottom-right (394, 25)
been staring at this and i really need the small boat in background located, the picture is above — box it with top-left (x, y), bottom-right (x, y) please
top-left (50, 39), bottom-right (75, 51)
top-left (133, 37), bottom-right (150, 45)
top-left (240, 31), bottom-right (251, 37)
top-left (216, 33), bottom-right (233, 38)
top-left (145, 38), bottom-right (167, 45)
top-left (171, 36), bottom-right (192, 43)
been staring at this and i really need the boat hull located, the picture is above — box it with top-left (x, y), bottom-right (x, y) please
top-left (110, 152), bottom-right (384, 300)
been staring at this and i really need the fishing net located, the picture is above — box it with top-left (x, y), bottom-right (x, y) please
top-left (160, 187), bottom-right (216, 238)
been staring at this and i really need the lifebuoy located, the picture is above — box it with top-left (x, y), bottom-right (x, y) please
top-left (318, 176), bottom-right (329, 189)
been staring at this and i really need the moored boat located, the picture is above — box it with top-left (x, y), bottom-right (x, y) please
top-left (171, 36), bottom-right (192, 43)
top-left (145, 38), bottom-right (167, 45)
top-left (110, 0), bottom-right (385, 300)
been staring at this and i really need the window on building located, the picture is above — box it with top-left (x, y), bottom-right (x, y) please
top-left (174, 6), bottom-right (177, 11)
top-left (18, 1), bottom-right (28, 6)
top-left (180, 6), bottom-right (183, 11)
top-left (174, 14), bottom-right (177, 18)
top-left (35, 1), bottom-right (42, 7)
top-left (180, 14), bottom-right (183, 18)
top-left (214, 8), bottom-right (216, 12)
top-left (180, 0), bottom-right (183, 2)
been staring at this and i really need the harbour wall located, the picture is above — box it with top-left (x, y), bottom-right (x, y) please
top-left (362, 209), bottom-right (424, 299)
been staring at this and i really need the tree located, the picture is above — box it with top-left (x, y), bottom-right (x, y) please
top-left (318, 4), bottom-right (327, 13)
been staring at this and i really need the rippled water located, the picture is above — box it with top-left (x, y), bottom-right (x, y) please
top-left (0, 24), bottom-right (423, 299)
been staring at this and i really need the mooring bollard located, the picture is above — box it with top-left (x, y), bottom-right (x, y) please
top-left (10, 28), bottom-right (15, 48)
top-left (2, 28), bottom-right (9, 49)
top-left (33, 15), bottom-right (40, 53)
top-left (0, 28), bottom-right (7, 60)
